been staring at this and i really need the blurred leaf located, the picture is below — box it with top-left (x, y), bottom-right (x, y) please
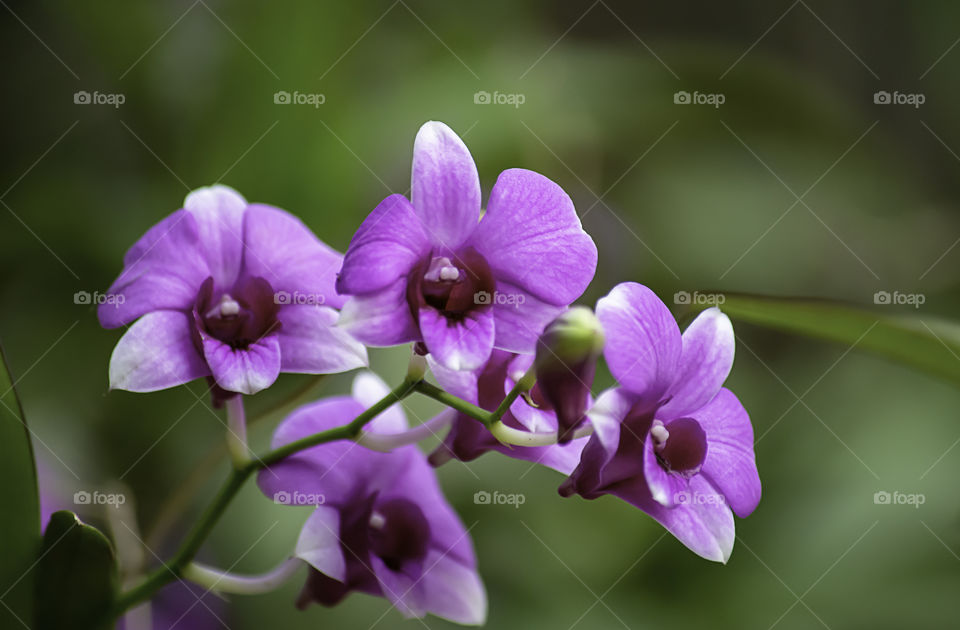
top-left (35, 511), bottom-right (117, 630)
top-left (0, 344), bottom-right (40, 629)
top-left (687, 292), bottom-right (960, 385)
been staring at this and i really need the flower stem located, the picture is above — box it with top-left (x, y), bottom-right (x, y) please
top-left (225, 395), bottom-right (252, 468)
top-left (412, 380), bottom-right (492, 425)
top-left (490, 365), bottom-right (535, 423)
top-left (183, 557), bottom-right (302, 595)
top-left (488, 420), bottom-right (594, 446)
top-left (356, 410), bottom-right (455, 452)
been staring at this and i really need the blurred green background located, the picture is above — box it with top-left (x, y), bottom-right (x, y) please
top-left (2, 1), bottom-right (960, 628)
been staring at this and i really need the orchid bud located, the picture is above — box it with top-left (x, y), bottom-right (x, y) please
top-left (533, 306), bottom-right (604, 443)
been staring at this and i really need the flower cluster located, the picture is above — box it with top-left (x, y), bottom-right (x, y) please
top-left (100, 121), bottom-right (759, 625)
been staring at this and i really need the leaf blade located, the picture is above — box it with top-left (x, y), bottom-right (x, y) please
top-left (686, 293), bottom-right (960, 385)
top-left (0, 344), bottom-right (41, 629)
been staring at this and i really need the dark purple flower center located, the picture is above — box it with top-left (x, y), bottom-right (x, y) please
top-left (406, 247), bottom-right (495, 320)
top-left (367, 498), bottom-right (431, 571)
top-left (652, 417), bottom-right (707, 477)
top-left (193, 276), bottom-right (280, 349)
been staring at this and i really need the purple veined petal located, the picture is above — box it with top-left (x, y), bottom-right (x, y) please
top-left (99, 209), bottom-right (211, 328)
top-left (642, 432), bottom-right (689, 508)
top-left (634, 475), bottom-right (735, 563)
top-left (201, 334), bottom-right (281, 395)
top-left (488, 280), bottom-right (565, 354)
top-left (338, 278), bottom-right (420, 346)
top-left (183, 185), bottom-right (247, 291)
top-left (595, 282), bottom-right (681, 403)
top-left (411, 121), bottom-right (481, 249)
top-left (369, 555), bottom-right (421, 618)
top-left (513, 438), bottom-right (589, 476)
top-left (366, 444), bottom-right (482, 622)
top-left (586, 387), bottom-right (633, 458)
top-left (559, 387), bottom-right (632, 498)
top-left (428, 354), bottom-right (482, 401)
top-left (351, 371), bottom-right (408, 434)
top-left (257, 397), bottom-right (370, 505)
top-left (419, 306), bottom-right (495, 371)
top-left (295, 506), bottom-right (347, 582)
top-left (277, 305), bottom-right (368, 375)
top-left (377, 447), bottom-right (476, 568)
top-left (469, 168), bottom-right (597, 305)
top-left (695, 388), bottom-right (761, 518)
top-left (108, 310), bottom-right (210, 392)
top-left (242, 203), bottom-right (347, 309)
top-left (406, 550), bottom-right (487, 625)
top-left (336, 194), bottom-right (430, 297)
top-left (658, 308), bottom-right (735, 420)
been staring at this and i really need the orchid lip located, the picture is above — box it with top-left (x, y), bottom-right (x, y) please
top-left (406, 247), bottom-right (495, 320)
top-left (653, 417), bottom-right (707, 477)
top-left (193, 276), bottom-right (281, 350)
top-left (367, 497), bottom-right (431, 571)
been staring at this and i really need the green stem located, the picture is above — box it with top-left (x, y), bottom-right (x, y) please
top-left (490, 365), bottom-right (535, 423)
top-left (109, 378), bottom-right (418, 622)
top-left (412, 380), bottom-right (493, 426)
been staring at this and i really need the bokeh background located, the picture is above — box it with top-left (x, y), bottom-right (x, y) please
top-left (2, 1), bottom-right (960, 628)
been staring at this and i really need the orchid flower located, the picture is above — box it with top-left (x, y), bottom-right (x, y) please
top-left (559, 282), bottom-right (761, 562)
top-left (99, 185), bottom-right (367, 396)
top-left (335, 121), bottom-right (597, 371)
top-left (257, 372), bottom-right (486, 624)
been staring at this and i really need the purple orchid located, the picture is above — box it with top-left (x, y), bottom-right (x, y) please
top-left (559, 282), bottom-right (761, 562)
top-left (257, 372), bottom-right (486, 624)
top-left (335, 121), bottom-right (598, 371)
top-left (428, 350), bottom-right (586, 473)
top-left (99, 185), bottom-right (367, 396)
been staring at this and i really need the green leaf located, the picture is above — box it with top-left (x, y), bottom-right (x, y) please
top-left (685, 292), bottom-right (960, 385)
top-left (0, 344), bottom-right (41, 629)
top-left (35, 511), bottom-right (118, 630)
